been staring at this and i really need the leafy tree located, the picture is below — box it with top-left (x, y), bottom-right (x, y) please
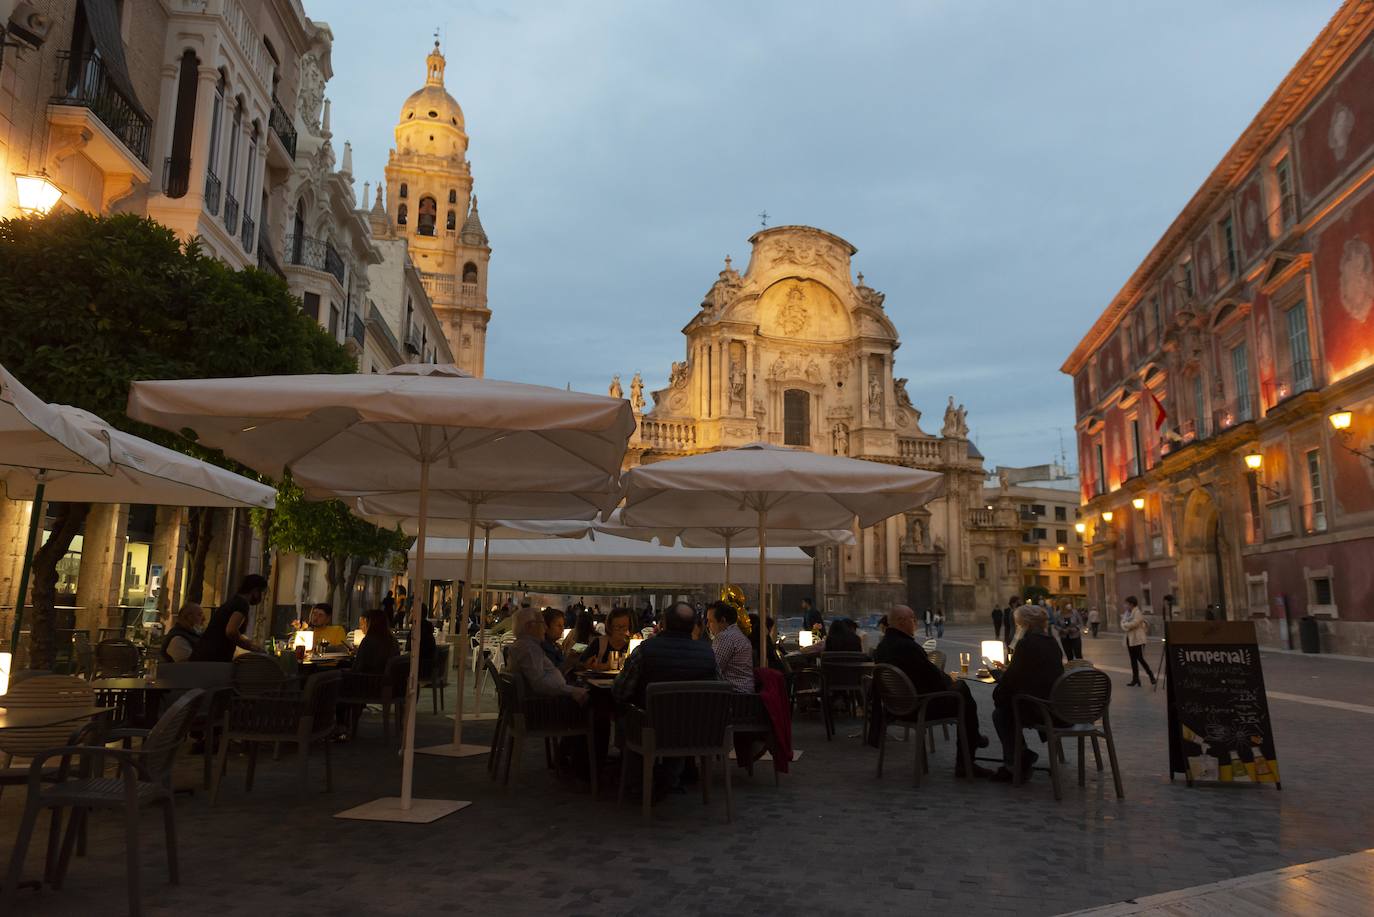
top-left (0, 212), bottom-right (354, 668)
top-left (1022, 584), bottom-right (1053, 604)
top-left (256, 476), bottom-right (412, 623)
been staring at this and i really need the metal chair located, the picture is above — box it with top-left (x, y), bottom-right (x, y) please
top-left (211, 670), bottom-right (341, 805)
top-left (337, 654), bottom-right (409, 744)
top-left (70, 631), bottom-right (93, 679)
top-left (485, 661), bottom-right (514, 780)
top-left (1, 689), bottom-right (205, 917)
top-left (497, 673), bottom-right (597, 797)
top-left (420, 643), bottom-right (451, 713)
top-left (818, 651), bottom-right (869, 741)
top-left (230, 653), bottom-right (291, 696)
top-left (1014, 667), bottom-right (1124, 801)
top-left (93, 639), bottom-right (141, 678)
top-left (618, 681), bottom-right (735, 824)
top-left (727, 691), bottom-right (779, 787)
top-left (157, 663), bottom-right (234, 789)
top-left (872, 663), bottom-right (972, 787)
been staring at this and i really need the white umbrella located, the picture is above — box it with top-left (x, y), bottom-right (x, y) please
top-left (594, 508), bottom-right (854, 585)
top-left (0, 365), bottom-right (111, 653)
top-left (128, 364), bottom-right (633, 823)
top-left (620, 442), bottom-right (944, 666)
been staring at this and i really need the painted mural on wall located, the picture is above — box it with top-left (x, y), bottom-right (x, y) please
top-left (1297, 44), bottom-right (1374, 208)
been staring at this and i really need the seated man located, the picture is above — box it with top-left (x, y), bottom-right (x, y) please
top-left (613, 601), bottom-right (719, 707)
top-left (295, 602), bottom-right (347, 647)
top-left (870, 604), bottom-right (992, 778)
top-left (504, 606), bottom-right (589, 705)
top-left (991, 604), bottom-right (1066, 783)
top-left (706, 601), bottom-right (754, 693)
top-left (541, 607), bottom-right (567, 670)
top-left (160, 602), bottom-right (204, 662)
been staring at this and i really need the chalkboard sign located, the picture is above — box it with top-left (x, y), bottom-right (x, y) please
top-left (1165, 621), bottom-right (1281, 789)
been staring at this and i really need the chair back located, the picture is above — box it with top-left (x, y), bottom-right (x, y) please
top-left (925, 649), bottom-right (947, 672)
top-left (643, 681), bottom-right (733, 752)
top-left (872, 663), bottom-right (919, 719)
top-left (94, 639), bottom-right (141, 677)
top-left (140, 688), bottom-right (206, 784)
top-left (432, 643), bottom-right (451, 686)
top-left (0, 674), bottom-right (96, 757)
top-left (71, 631), bottom-right (93, 677)
top-left (303, 670), bottom-right (343, 733)
top-left (157, 661), bottom-right (233, 690)
top-left (1049, 667), bottom-right (1112, 725)
top-left (493, 671), bottom-right (516, 719)
top-left (385, 654), bottom-right (411, 697)
top-left (819, 651), bottom-right (869, 690)
top-left (232, 654), bottom-right (289, 695)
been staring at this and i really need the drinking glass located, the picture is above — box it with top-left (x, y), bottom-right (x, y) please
top-left (959, 652), bottom-right (970, 675)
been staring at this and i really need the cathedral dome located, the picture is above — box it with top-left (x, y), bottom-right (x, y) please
top-left (396, 42), bottom-right (467, 144)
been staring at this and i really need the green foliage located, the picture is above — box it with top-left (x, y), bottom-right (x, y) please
top-left (0, 211), bottom-right (354, 442)
top-left (260, 476), bottom-right (411, 568)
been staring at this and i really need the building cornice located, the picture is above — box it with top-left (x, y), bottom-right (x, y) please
top-left (1061, 0), bottom-right (1374, 376)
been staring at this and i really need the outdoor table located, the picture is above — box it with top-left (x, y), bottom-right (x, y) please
top-left (0, 705), bottom-right (112, 732)
top-left (89, 678), bottom-right (172, 729)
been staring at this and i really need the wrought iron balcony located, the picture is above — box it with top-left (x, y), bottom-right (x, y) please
top-left (283, 234), bottom-right (346, 286)
top-left (204, 170), bottom-right (222, 216)
top-left (268, 95), bottom-right (297, 159)
top-left (51, 51), bottom-right (151, 164)
top-left (349, 313), bottom-right (365, 347)
top-left (240, 211), bottom-right (255, 253)
top-left (223, 191), bottom-right (240, 234)
top-left (162, 156), bottom-right (190, 199)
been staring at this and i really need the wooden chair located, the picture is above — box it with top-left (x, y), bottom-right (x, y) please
top-left (1013, 667), bottom-right (1124, 801)
top-left (618, 681), bottom-right (735, 824)
top-left (1, 689), bottom-right (205, 917)
top-left (93, 640), bottom-right (141, 678)
top-left (872, 663), bottom-right (972, 787)
top-left (211, 670), bottom-right (341, 805)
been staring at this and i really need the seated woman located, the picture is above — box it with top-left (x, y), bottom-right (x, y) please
top-left (746, 614), bottom-right (787, 672)
top-left (581, 607), bottom-right (634, 671)
top-left (824, 618), bottom-right (864, 653)
top-left (560, 607), bottom-right (595, 659)
top-left (353, 607), bottom-right (399, 674)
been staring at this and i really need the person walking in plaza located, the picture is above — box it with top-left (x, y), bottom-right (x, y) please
top-left (1004, 597), bottom-right (1019, 644)
top-left (1087, 606), bottom-right (1101, 638)
top-left (924, 608), bottom-right (934, 636)
top-left (992, 605), bottom-right (1004, 640)
top-left (934, 608), bottom-right (945, 638)
top-left (1120, 595), bottom-right (1155, 686)
top-left (1057, 604), bottom-right (1084, 661)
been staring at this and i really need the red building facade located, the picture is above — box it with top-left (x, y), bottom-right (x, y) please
top-left (1062, 1), bottom-right (1374, 656)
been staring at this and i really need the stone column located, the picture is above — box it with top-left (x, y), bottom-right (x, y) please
top-left (858, 353), bottom-right (870, 425)
top-left (745, 340), bottom-right (755, 419)
top-left (152, 63), bottom-right (180, 192)
top-left (883, 354), bottom-right (895, 427)
top-left (188, 66), bottom-right (222, 208)
top-left (151, 507), bottom-right (187, 623)
top-left (886, 516), bottom-right (901, 582)
top-left (75, 504), bottom-right (128, 634)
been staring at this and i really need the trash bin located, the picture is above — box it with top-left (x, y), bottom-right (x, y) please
top-left (1298, 616), bottom-right (1321, 654)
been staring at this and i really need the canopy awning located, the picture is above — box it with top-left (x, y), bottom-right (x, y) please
top-left (414, 533), bottom-right (815, 586)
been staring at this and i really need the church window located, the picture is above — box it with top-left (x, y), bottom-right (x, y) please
top-left (447, 210), bottom-right (456, 231)
top-left (399, 183), bottom-right (408, 199)
top-left (397, 203), bottom-right (407, 225)
top-left (783, 389), bottom-right (810, 446)
top-left (417, 196), bottom-right (437, 236)
top-left (406, 111), bottom-right (413, 119)
top-left (428, 110), bottom-right (438, 118)
top-left (462, 262), bottom-right (478, 284)
top-left (448, 189), bottom-right (457, 204)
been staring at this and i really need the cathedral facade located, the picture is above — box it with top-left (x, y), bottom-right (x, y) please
top-left (617, 225), bottom-right (1022, 619)
top-left (372, 42), bottom-right (492, 376)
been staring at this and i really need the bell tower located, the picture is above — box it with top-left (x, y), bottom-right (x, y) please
top-left (382, 40), bottom-right (492, 376)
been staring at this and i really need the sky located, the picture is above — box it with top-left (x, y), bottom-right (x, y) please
top-left (312, 0), bottom-right (1342, 471)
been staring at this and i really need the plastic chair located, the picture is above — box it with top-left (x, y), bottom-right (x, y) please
top-left (1, 689), bottom-right (205, 917)
top-left (0, 675), bottom-right (98, 808)
top-left (93, 640), bottom-right (141, 678)
top-left (618, 681), bottom-right (735, 824)
top-left (212, 670), bottom-right (341, 805)
top-left (497, 673), bottom-right (597, 797)
top-left (230, 654), bottom-right (291, 696)
top-left (421, 643), bottom-right (451, 713)
top-left (1013, 667), bottom-right (1124, 801)
top-left (872, 664), bottom-right (972, 787)
top-left (818, 651), bottom-right (869, 741)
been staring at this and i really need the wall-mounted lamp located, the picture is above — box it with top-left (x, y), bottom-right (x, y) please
top-left (1101, 511), bottom-right (1114, 523)
top-left (1328, 408), bottom-right (1374, 465)
top-left (13, 172), bottom-right (62, 215)
top-left (1131, 496), bottom-right (1145, 510)
top-left (1329, 409), bottom-right (1353, 431)
top-left (1074, 522), bottom-right (1086, 534)
top-left (1243, 452), bottom-right (1263, 470)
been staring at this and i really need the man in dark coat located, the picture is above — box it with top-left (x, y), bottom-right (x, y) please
top-left (992, 605), bottom-right (1004, 640)
top-left (869, 605), bottom-right (992, 778)
top-left (991, 604), bottom-right (1065, 783)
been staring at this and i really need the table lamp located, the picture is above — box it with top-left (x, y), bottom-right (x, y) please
top-left (981, 640), bottom-right (1006, 666)
top-left (628, 636), bottom-right (643, 656)
top-left (798, 630), bottom-right (813, 648)
top-left (351, 628), bottom-right (365, 647)
top-left (0, 651), bottom-right (10, 695)
top-left (292, 630), bottom-right (315, 651)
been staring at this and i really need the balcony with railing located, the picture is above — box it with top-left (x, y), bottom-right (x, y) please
top-left (239, 210), bottom-right (255, 253)
top-left (639, 419), bottom-right (698, 452)
top-left (1271, 357), bottom-right (1316, 406)
top-left (404, 324), bottom-right (422, 356)
top-left (898, 437), bottom-right (942, 467)
top-left (1266, 500), bottom-right (1293, 539)
top-left (223, 191), bottom-right (240, 234)
top-left (367, 304), bottom-right (402, 359)
top-left (1301, 501), bottom-right (1328, 535)
top-left (256, 236), bottom-right (284, 279)
top-left (419, 271), bottom-right (455, 301)
top-left (1213, 397), bottom-right (1254, 432)
top-left (50, 51), bottom-right (152, 166)
top-left (969, 508), bottom-right (997, 527)
top-left (204, 170), bottom-right (221, 215)
top-left (268, 95), bottom-right (297, 159)
top-left (162, 156), bottom-right (190, 198)
top-left (283, 235), bottom-right (346, 286)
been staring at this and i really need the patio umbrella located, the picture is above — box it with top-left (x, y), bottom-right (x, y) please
top-left (620, 442), bottom-right (944, 667)
top-left (128, 364), bottom-right (634, 823)
top-left (594, 508), bottom-right (855, 585)
top-left (0, 365), bottom-right (111, 651)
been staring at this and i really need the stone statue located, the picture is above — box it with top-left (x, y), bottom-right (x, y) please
top-left (941, 396), bottom-right (958, 438)
top-left (608, 375), bottom-right (623, 400)
top-left (956, 403), bottom-right (969, 438)
top-left (630, 372), bottom-right (645, 412)
top-left (669, 361), bottom-right (688, 389)
top-left (298, 52), bottom-right (326, 136)
top-left (729, 361), bottom-right (745, 406)
top-left (832, 423), bottom-right (849, 456)
top-left (868, 374), bottom-right (882, 412)
top-left (894, 377), bottom-right (913, 408)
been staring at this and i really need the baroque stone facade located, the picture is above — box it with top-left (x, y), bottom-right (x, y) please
top-left (617, 225), bottom-right (1015, 620)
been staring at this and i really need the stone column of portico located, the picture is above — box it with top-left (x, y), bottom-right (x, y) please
top-left (716, 339), bottom-right (726, 418)
top-left (151, 507), bottom-right (187, 623)
top-left (74, 504), bottom-right (128, 635)
top-left (188, 66), bottom-right (222, 209)
top-left (882, 354), bottom-right (895, 427)
top-left (858, 353), bottom-right (870, 426)
top-left (152, 62), bottom-right (181, 193)
top-left (744, 340), bottom-right (755, 419)
top-left (0, 500), bottom-right (35, 633)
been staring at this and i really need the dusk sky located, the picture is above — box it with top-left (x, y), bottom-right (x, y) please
top-left (313, 0), bottom-right (1340, 471)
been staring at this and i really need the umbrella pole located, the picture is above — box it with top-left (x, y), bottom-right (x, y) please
top-left (7, 479), bottom-right (44, 655)
top-left (473, 531), bottom-right (492, 708)
top-left (723, 535), bottom-right (731, 588)
top-left (400, 456), bottom-right (431, 810)
top-left (757, 510), bottom-right (768, 670)
top-left (451, 506), bottom-right (478, 747)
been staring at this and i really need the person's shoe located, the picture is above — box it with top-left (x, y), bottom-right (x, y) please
top-left (1149, 676), bottom-right (1158, 686)
top-left (955, 762), bottom-right (996, 779)
top-left (990, 766), bottom-right (1015, 783)
top-left (1126, 680), bottom-right (1141, 687)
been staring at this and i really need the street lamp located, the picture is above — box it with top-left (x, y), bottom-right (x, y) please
top-left (1244, 452), bottom-right (1263, 470)
top-left (13, 172), bottom-right (62, 215)
top-left (1101, 510), bottom-right (1114, 523)
top-left (1329, 409), bottom-right (1353, 431)
top-left (1326, 408), bottom-right (1374, 464)
top-left (1074, 522), bottom-right (1086, 534)
top-left (1131, 496), bottom-right (1145, 510)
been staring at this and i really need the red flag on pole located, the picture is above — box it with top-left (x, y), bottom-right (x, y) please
top-left (1148, 389), bottom-right (1168, 431)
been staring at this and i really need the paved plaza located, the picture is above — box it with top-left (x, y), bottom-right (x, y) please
top-left (3, 625), bottom-right (1372, 917)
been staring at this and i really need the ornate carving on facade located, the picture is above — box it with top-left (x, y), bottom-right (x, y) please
top-left (832, 355), bottom-right (851, 384)
top-left (832, 422), bottom-right (850, 456)
top-left (630, 372), bottom-right (645, 412)
top-left (779, 285), bottom-right (809, 335)
top-left (725, 424), bottom-right (755, 438)
top-left (767, 239), bottom-right (842, 274)
top-left (298, 52), bottom-right (326, 136)
top-left (670, 360), bottom-right (688, 388)
top-left (941, 396), bottom-right (969, 438)
top-left (728, 348), bottom-right (745, 407)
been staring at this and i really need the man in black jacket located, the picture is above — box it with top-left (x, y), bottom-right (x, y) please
top-left (613, 601), bottom-right (719, 707)
top-left (990, 604), bottom-right (1065, 783)
top-left (870, 605), bottom-right (993, 777)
